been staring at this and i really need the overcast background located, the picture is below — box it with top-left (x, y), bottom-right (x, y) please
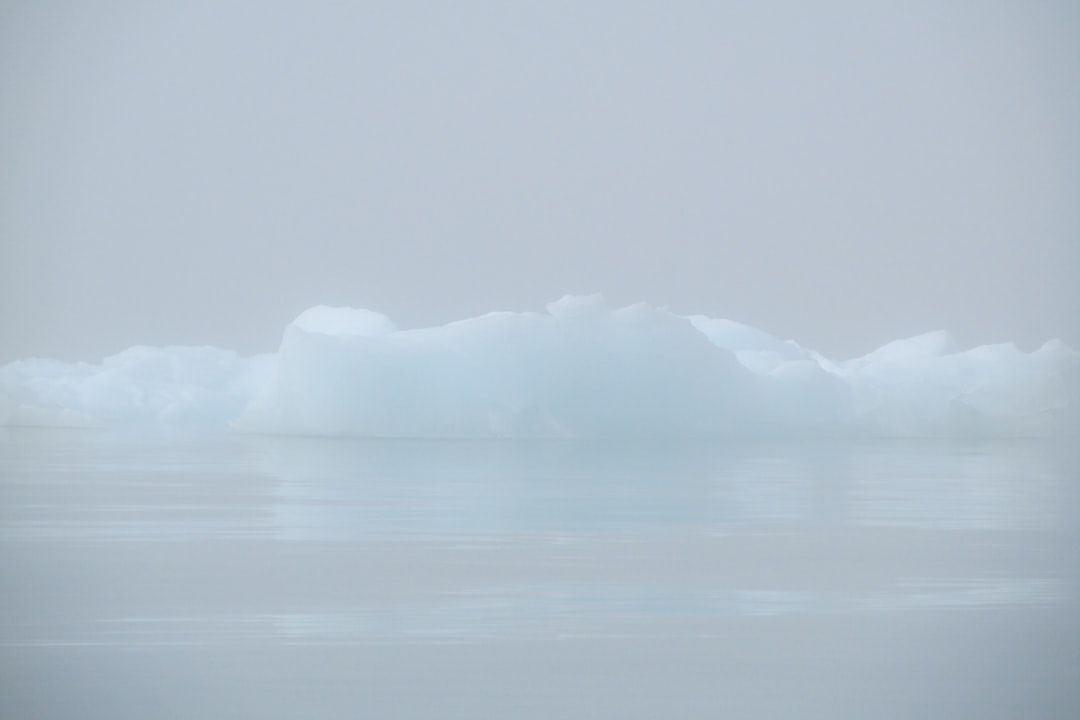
top-left (1, 0), bottom-right (1077, 364)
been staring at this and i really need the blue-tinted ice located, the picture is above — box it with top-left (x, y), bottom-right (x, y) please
top-left (1, 296), bottom-right (1076, 438)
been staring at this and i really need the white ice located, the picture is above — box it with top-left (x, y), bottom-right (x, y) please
top-left (1, 295), bottom-right (1075, 438)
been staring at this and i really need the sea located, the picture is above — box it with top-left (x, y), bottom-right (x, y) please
top-left (1, 428), bottom-right (1078, 719)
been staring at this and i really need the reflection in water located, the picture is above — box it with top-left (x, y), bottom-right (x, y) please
top-left (4, 578), bottom-right (1065, 648)
top-left (1, 430), bottom-right (1077, 719)
top-left (251, 436), bottom-right (1065, 539)
top-left (265, 577), bottom-right (1066, 643)
top-left (0, 431), bottom-right (1064, 542)
top-left (847, 445), bottom-right (1060, 529)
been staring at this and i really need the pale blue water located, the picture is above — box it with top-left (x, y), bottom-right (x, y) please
top-left (1, 429), bottom-right (1078, 718)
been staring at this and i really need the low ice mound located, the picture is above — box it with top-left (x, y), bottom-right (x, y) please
top-left (1, 295), bottom-right (1075, 437)
top-left (838, 335), bottom-right (1077, 437)
top-left (0, 346), bottom-right (272, 429)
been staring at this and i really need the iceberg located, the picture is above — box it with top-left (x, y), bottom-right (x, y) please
top-left (1, 295), bottom-right (1075, 438)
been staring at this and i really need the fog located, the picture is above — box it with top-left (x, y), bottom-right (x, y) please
top-left (2, 1), bottom-right (1078, 364)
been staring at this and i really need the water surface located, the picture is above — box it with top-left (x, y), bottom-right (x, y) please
top-left (1, 429), bottom-right (1077, 718)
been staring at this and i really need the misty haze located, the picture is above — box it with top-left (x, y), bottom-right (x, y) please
top-left (2, 2), bottom-right (1078, 719)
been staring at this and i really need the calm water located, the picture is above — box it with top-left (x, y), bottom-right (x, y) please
top-left (1, 429), bottom-right (1078, 719)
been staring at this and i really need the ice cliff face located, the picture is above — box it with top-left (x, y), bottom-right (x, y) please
top-left (2, 295), bottom-right (1076, 438)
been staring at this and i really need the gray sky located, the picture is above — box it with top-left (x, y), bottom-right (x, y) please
top-left (2, 0), bottom-right (1077, 363)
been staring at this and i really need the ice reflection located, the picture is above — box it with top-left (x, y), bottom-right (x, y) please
top-left (1, 431), bottom-right (1061, 543)
top-left (847, 443), bottom-right (1060, 529)
top-left (268, 578), bottom-right (1067, 642)
top-left (256, 439), bottom-right (721, 539)
top-left (7, 577), bottom-right (1064, 649)
top-left (3, 430), bottom-right (1079, 720)
top-left (0, 429), bottom-right (275, 542)
top-left (253, 437), bottom-right (1063, 540)
top-left (264, 577), bottom-right (1068, 643)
